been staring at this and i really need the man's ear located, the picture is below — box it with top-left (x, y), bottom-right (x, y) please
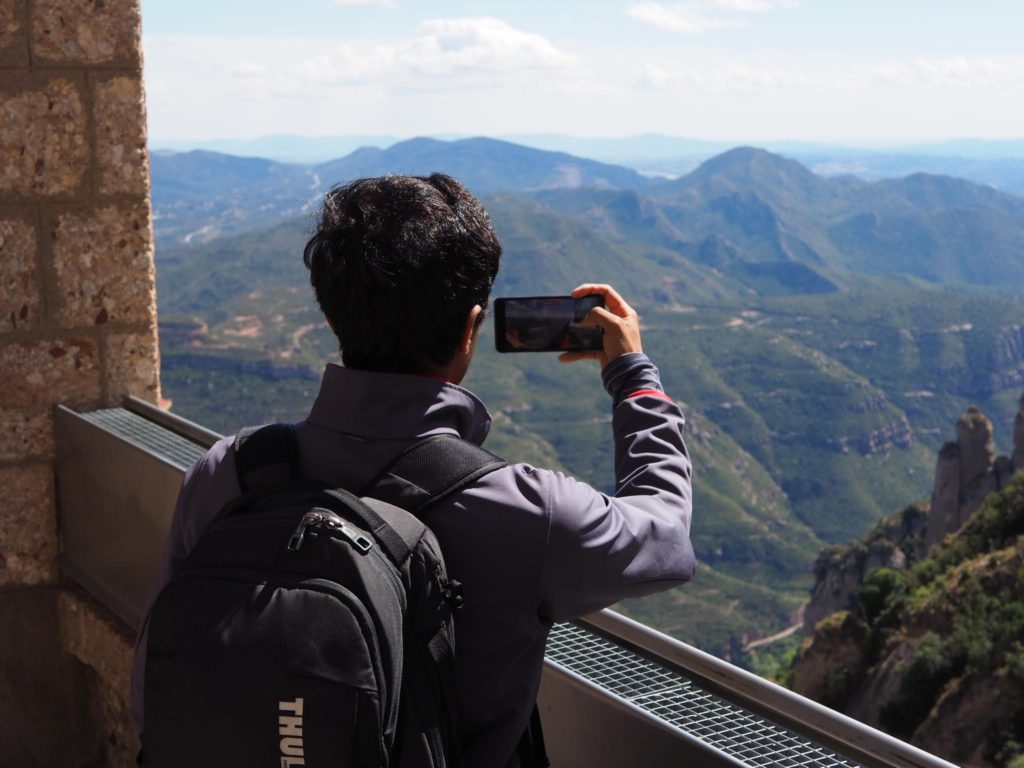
top-left (460, 304), bottom-right (484, 354)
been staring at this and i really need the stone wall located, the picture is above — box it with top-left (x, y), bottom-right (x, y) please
top-left (0, 0), bottom-right (157, 764)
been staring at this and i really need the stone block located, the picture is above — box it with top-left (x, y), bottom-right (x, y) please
top-left (0, 77), bottom-right (87, 196)
top-left (95, 75), bottom-right (149, 197)
top-left (60, 590), bottom-right (139, 767)
top-left (0, 463), bottom-right (58, 586)
top-left (53, 203), bottom-right (154, 327)
top-left (0, 0), bottom-right (28, 67)
top-left (0, 217), bottom-right (38, 331)
top-left (105, 327), bottom-right (160, 404)
top-left (0, 337), bottom-right (101, 459)
top-left (32, 0), bottom-right (140, 65)
top-left (0, 1), bottom-right (20, 47)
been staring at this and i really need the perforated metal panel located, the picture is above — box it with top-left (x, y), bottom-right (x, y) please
top-left (55, 406), bottom-right (207, 628)
top-left (80, 408), bottom-right (207, 470)
top-left (546, 621), bottom-right (863, 767)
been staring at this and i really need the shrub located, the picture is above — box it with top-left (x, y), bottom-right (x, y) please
top-left (859, 567), bottom-right (908, 624)
top-left (879, 632), bottom-right (958, 738)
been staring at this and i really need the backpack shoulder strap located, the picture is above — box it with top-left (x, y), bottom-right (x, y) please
top-left (233, 423), bottom-right (416, 567)
top-left (361, 434), bottom-right (508, 513)
top-left (233, 423), bottom-right (300, 493)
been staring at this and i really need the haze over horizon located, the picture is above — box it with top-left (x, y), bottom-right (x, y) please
top-left (141, 1), bottom-right (1024, 147)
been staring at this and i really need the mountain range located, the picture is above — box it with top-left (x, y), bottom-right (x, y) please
top-left (152, 136), bottom-right (1024, 657)
top-left (152, 133), bottom-right (1024, 196)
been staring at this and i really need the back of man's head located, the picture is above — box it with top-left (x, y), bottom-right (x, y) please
top-left (304, 174), bottom-right (502, 374)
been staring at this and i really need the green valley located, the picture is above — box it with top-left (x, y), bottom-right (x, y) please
top-left (153, 138), bottom-right (1024, 659)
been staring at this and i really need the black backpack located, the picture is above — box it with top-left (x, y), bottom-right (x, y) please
top-left (142, 426), bottom-right (510, 767)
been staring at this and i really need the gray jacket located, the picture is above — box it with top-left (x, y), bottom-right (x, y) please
top-left (131, 352), bottom-right (694, 766)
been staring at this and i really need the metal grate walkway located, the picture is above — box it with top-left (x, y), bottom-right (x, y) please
top-left (546, 621), bottom-right (862, 767)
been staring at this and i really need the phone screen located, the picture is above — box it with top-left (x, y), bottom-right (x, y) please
top-left (494, 295), bottom-right (604, 353)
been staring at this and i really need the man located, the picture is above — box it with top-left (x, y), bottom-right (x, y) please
top-left (131, 173), bottom-right (694, 766)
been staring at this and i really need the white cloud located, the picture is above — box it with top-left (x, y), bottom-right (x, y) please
top-left (638, 62), bottom-right (814, 89)
top-left (289, 17), bottom-right (577, 87)
top-left (143, 19), bottom-right (587, 140)
top-left (628, 3), bottom-right (738, 33)
top-left (712, 0), bottom-right (773, 12)
top-left (331, 0), bottom-right (394, 7)
top-left (294, 47), bottom-right (397, 85)
top-left (231, 61), bottom-right (270, 80)
top-left (635, 54), bottom-right (1024, 94)
top-left (866, 56), bottom-right (1024, 88)
top-left (402, 17), bottom-right (577, 74)
top-left (628, 0), bottom-right (797, 34)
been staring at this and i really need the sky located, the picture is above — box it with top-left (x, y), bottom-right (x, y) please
top-left (140, 0), bottom-right (1024, 146)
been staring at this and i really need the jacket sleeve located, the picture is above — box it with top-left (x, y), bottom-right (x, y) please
top-left (537, 354), bottom-right (694, 623)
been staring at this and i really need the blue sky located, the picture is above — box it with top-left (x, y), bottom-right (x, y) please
top-left (140, 1), bottom-right (1024, 144)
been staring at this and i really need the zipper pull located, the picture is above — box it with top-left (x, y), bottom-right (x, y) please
top-left (288, 511), bottom-right (324, 551)
top-left (324, 518), bottom-right (374, 554)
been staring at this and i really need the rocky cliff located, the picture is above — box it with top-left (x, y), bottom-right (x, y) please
top-left (791, 396), bottom-right (1024, 767)
top-left (803, 396), bottom-right (1024, 633)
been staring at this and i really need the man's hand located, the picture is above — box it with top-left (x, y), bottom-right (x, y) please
top-left (559, 284), bottom-right (642, 369)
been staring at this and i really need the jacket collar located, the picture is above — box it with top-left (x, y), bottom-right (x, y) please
top-left (306, 363), bottom-right (492, 445)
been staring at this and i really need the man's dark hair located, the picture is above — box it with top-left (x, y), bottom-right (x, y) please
top-left (303, 174), bottom-right (502, 374)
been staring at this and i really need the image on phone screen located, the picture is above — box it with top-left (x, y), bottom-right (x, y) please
top-left (494, 295), bottom-right (604, 353)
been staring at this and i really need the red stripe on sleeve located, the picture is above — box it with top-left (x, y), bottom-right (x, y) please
top-left (626, 388), bottom-right (673, 402)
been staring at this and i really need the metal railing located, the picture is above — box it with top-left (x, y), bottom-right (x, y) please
top-left (53, 399), bottom-right (956, 768)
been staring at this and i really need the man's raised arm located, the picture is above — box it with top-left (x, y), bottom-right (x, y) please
top-left (537, 284), bottom-right (694, 622)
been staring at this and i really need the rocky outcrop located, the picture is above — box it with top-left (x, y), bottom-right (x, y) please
top-left (955, 324), bottom-right (1024, 397)
top-left (926, 405), bottom-right (1012, 549)
top-left (793, 525), bottom-right (1024, 766)
top-left (802, 504), bottom-right (926, 632)
top-left (1013, 393), bottom-right (1024, 470)
top-left (788, 611), bottom-right (868, 708)
top-left (852, 417), bottom-right (914, 454)
top-left (805, 397), bottom-right (1024, 632)
top-left (829, 415), bottom-right (915, 455)
top-left (794, 395), bottom-right (1024, 766)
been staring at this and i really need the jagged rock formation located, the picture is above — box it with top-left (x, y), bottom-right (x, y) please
top-left (790, 480), bottom-right (1024, 766)
top-left (803, 398), bottom-right (1024, 632)
top-left (1013, 393), bottom-right (1024, 471)
top-left (792, 398), bottom-right (1024, 767)
top-left (927, 405), bottom-right (1017, 549)
top-left (802, 504), bottom-right (927, 632)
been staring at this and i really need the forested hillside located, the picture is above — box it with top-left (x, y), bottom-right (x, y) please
top-left (791, 463), bottom-right (1024, 766)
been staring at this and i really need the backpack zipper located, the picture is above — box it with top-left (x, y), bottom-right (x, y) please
top-left (288, 509), bottom-right (374, 554)
top-left (284, 508), bottom-right (404, 611)
top-left (286, 507), bottom-right (407, 734)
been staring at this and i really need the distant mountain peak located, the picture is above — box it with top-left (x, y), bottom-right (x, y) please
top-left (695, 146), bottom-right (816, 180)
top-left (663, 146), bottom-right (831, 209)
top-left (313, 135), bottom-right (654, 195)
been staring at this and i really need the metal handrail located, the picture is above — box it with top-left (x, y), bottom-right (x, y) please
top-left (124, 395), bottom-right (222, 448)
top-left (580, 610), bottom-right (955, 768)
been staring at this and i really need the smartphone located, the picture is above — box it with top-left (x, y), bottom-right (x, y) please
top-left (493, 295), bottom-right (605, 353)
